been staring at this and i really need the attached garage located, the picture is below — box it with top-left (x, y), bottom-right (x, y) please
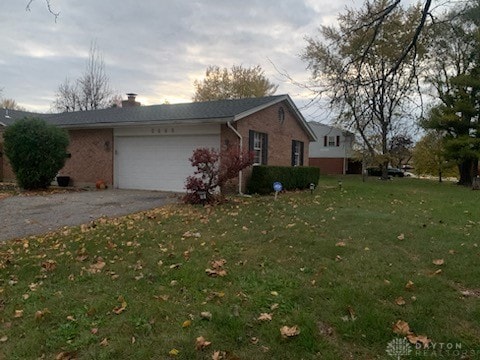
top-left (114, 125), bottom-right (220, 192)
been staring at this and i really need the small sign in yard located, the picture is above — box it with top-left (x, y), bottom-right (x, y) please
top-left (273, 182), bottom-right (283, 200)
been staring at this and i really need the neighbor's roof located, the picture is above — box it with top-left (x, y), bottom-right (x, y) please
top-left (1, 95), bottom-right (316, 140)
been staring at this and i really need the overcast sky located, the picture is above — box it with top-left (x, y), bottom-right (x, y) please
top-left (1, 0), bottom-right (364, 121)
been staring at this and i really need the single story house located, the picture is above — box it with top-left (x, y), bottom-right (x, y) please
top-left (308, 122), bottom-right (360, 175)
top-left (0, 94), bottom-right (316, 192)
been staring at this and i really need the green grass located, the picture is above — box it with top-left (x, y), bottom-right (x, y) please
top-left (1, 176), bottom-right (480, 359)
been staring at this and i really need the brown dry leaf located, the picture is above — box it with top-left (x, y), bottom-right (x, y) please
top-left (392, 320), bottom-right (411, 336)
top-left (211, 259), bottom-right (227, 269)
top-left (434, 269), bottom-right (442, 275)
top-left (195, 336), bottom-right (212, 350)
top-left (335, 241), bottom-right (346, 247)
top-left (395, 296), bottom-right (406, 306)
top-left (113, 296), bottom-right (127, 315)
top-left (397, 233), bottom-right (405, 240)
top-left (270, 303), bottom-right (279, 311)
top-left (405, 280), bottom-right (414, 290)
top-left (212, 351), bottom-right (225, 360)
top-left (258, 313), bottom-right (272, 321)
top-left (55, 351), bottom-right (77, 360)
top-left (99, 338), bottom-right (109, 346)
top-left (200, 311), bottom-right (212, 320)
top-left (280, 325), bottom-right (300, 338)
top-left (88, 258), bottom-right (106, 274)
top-left (407, 333), bottom-right (431, 348)
top-left (205, 269), bottom-right (227, 277)
top-left (432, 259), bottom-right (444, 266)
top-left (14, 309), bottom-right (24, 318)
top-left (0, 335), bottom-right (8, 343)
top-left (91, 328), bottom-right (99, 335)
top-left (183, 251), bottom-right (191, 261)
top-left (41, 259), bottom-right (57, 272)
top-left (35, 308), bottom-right (50, 320)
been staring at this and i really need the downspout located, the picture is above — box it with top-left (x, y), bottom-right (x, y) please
top-left (227, 121), bottom-right (243, 195)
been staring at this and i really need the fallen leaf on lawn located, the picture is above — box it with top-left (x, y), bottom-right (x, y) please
top-left (169, 263), bottom-right (182, 269)
top-left (88, 258), bottom-right (106, 274)
top-left (432, 259), bottom-right (444, 266)
top-left (0, 335), bottom-right (8, 343)
top-left (205, 268), bottom-right (227, 277)
top-left (211, 259), bottom-right (227, 269)
top-left (392, 320), bottom-right (410, 336)
top-left (91, 328), bottom-right (99, 335)
top-left (335, 241), bottom-right (346, 247)
top-left (168, 348), bottom-right (180, 356)
top-left (250, 337), bottom-right (259, 344)
top-left (131, 336), bottom-right (136, 344)
top-left (55, 351), bottom-right (77, 360)
top-left (397, 233), bottom-right (405, 240)
top-left (41, 259), bottom-right (57, 272)
top-left (113, 296), bottom-right (127, 315)
top-left (100, 338), bottom-right (109, 346)
top-left (14, 309), bottom-right (24, 318)
top-left (35, 308), bottom-right (50, 320)
top-left (395, 297), bottom-right (406, 306)
top-left (22, 293), bottom-right (30, 300)
top-left (434, 269), bottom-right (442, 275)
top-left (405, 280), bottom-right (414, 290)
top-left (258, 313), bottom-right (272, 321)
top-left (407, 333), bottom-right (431, 348)
top-left (195, 336), bottom-right (212, 350)
top-left (270, 291), bottom-right (279, 296)
top-left (182, 320), bottom-right (192, 328)
top-left (212, 350), bottom-right (226, 360)
top-left (200, 311), bottom-right (212, 320)
top-left (66, 315), bottom-right (76, 321)
top-left (183, 251), bottom-right (191, 261)
top-left (183, 231), bottom-right (201, 238)
top-left (335, 255), bottom-right (343, 262)
top-left (280, 325), bottom-right (300, 338)
top-left (154, 294), bottom-right (170, 301)
top-left (270, 303), bottom-right (279, 311)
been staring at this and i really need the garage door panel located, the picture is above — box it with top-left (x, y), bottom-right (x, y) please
top-left (115, 135), bottom-right (219, 192)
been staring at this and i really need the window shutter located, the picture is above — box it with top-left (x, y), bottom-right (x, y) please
top-left (336, 135), bottom-right (340, 147)
top-left (324, 136), bottom-right (327, 147)
top-left (300, 141), bottom-right (304, 166)
top-left (262, 133), bottom-right (268, 165)
top-left (248, 130), bottom-right (254, 151)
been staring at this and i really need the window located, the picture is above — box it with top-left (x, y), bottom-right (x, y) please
top-left (249, 130), bottom-right (268, 165)
top-left (324, 135), bottom-right (340, 147)
top-left (291, 140), bottom-right (304, 166)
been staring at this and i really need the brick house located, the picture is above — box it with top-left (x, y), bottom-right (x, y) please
top-left (0, 94), bottom-right (316, 192)
top-left (308, 122), bottom-right (360, 175)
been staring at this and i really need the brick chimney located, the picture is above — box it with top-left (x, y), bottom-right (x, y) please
top-left (122, 93), bottom-right (141, 107)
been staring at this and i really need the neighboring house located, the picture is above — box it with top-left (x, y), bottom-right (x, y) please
top-left (0, 94), bottom-right (316, 192)
top-left (308, 122), bottom-right (359, 175)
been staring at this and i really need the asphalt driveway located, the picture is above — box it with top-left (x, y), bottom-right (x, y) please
top-left (0, 189), bottom-right (179, 241)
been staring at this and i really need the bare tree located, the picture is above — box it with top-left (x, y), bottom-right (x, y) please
top-left (53, 43), bottom-right (116, 112)
top-left (0, 98), bottom-right (25, 111)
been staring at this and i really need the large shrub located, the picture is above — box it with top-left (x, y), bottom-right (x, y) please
top-left (3, 118), bottom-right (69, 189)
top-left (247, 166), bottom-right (320, 195)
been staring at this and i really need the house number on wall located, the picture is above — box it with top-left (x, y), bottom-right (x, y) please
top-left (150, 128), bottom-right (175, 134)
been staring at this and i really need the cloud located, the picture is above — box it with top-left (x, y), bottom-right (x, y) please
top-left (0, 0), bottom-right (351, 118)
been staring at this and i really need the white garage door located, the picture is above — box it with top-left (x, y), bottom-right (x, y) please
top-left (115, 135), bottom-right (220, 192)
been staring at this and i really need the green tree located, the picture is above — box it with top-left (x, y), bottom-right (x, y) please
top-left (3, 118), bottom-right (69, 189)
top-left (412, 131), bottom-right (457, 181)
top-left (302, 0), bottom-right (426, 179)
top-left (422, 1), bottom-right (480, 185)
top-left (193, 65), bottom-right (278, 102)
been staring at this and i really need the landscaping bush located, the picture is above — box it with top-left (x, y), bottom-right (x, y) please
top-left (247, 165), bottom-right (320, 194)
top-left (3, 118), bottom-right (69, 190)
top-left (184, 147), bottom-right (254, 205)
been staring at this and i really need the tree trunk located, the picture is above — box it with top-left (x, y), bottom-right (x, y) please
top-left (458, 159), bottom-right (475, 186)
top-left (381, 161), bottom-right (389, 180)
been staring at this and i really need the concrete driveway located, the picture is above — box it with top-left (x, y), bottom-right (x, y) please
top-left (0, 189), bottom-right (179, 241)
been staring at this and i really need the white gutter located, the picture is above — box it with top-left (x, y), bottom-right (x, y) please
top-left (227, 121), bottom-right (243, 195)
top-left (0, 122), bottom-right (6, 127)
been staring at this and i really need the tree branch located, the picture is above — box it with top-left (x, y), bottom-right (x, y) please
top-left (26, 0), bottom-right (60, 22)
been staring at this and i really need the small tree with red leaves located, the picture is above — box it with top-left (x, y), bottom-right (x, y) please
top-left (184, 147), bottom-right (254, 204)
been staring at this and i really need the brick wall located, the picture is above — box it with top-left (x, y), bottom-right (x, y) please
top-left (220, 101), bottom-right (311, 192)
top-left (60, 129), bottom-right (114, 187)
top-left (309, 158), bottom-right (345, 175)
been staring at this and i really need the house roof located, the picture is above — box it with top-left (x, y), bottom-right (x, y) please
top-left (308, 121), bottom-right (355, 138)
top-left (1, 95), bottom-right (316, 141)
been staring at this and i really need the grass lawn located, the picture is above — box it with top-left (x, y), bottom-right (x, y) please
top-left (1, 176), bottom-right (479, 359)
